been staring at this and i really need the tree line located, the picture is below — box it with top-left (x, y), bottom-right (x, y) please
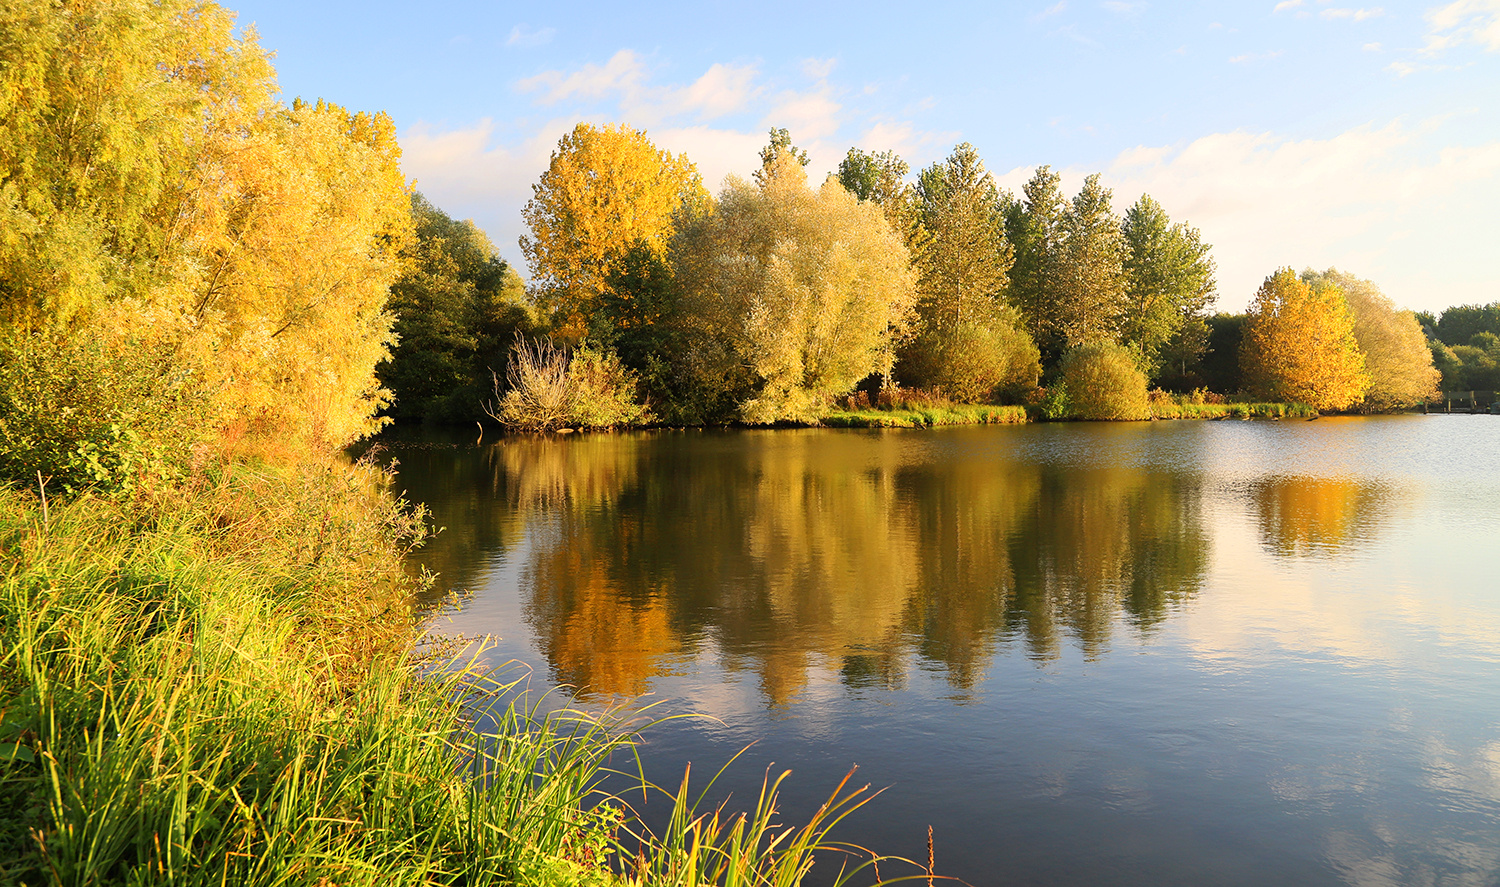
top-left (383, 124), bottom-right (1443, 428)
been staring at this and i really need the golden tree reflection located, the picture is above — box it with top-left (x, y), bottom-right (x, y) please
top-left (1254, 475), bottom-right (1389, 557)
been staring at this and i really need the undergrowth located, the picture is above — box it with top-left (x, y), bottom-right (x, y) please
top-left (0, 456), bottom-right (916, 886)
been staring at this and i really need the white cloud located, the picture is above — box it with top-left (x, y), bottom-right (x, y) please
top-left (1067, 121), bottom-right (1500, 313)
top-left (1364, 41), bottom-right (1384, 50)
top-left (517, 51), bottom-right (762, 125)
top-left (801, 58), bottom-right (837, 80)
top-left (1421, 0), bottom-right (1500, 53)
top-left (506, 24), bottom-right (555, 48)
top-left (1273, 0), bottom-right (1304, 12)
top-left (1320, 7), bottom-right (1385, 20)
top-left (1032, 1), bottom-right (1068, 21)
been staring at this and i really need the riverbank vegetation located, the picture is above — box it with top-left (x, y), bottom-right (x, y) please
top-left (376, 124), bottom-right (1440, 429)
top-left (0, 1), bottom-right (912, 883)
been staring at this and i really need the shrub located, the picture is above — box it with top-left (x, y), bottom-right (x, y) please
top-left (0, 333), bottom-right (203, 496)
top-left (1059, 342), bottom-right (1151, 420)
top-left (489, 336), bottom-right (651, 431)
top-left (898, 320), bottom-right (1041, 404)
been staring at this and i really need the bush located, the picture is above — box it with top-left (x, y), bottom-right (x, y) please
top-left (0, 333), bottom-right (203, 496)
top-left (489, 336), bottom-right (651, 431)
top-left (897, 320), bottom-right (1041, 404)
top-left (1059, 342), bottom-right (1151, 420)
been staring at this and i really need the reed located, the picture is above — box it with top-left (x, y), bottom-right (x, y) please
top-left (0, 457), bottom-right (918, 886)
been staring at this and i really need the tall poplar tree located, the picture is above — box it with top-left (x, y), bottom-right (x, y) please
top-left (1120, 194), bottom-right (1217, 379)
top-left (1003, 166), bottom-right (1068, 355)
top-left (1053, 174), bottom-right (1128, 350)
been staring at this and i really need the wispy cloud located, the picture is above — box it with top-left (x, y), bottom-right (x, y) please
top-left (1320, 7), bottom-right (1385, 20)
top-left (1364, 41), bottom-right (1384, 50)
top-left (1421, 0), bottom-right (1500, 53)
top-left (517, 51), bottom-right (763, 125)
top-left (506, 24), bottom-right (555, 48)
top-left (1102, 1), bottom-right (1146, 15)
top-left (1032, 1), bottom-right (1067, 22)
top-left (1273, 0), bottom-right (1303, 13)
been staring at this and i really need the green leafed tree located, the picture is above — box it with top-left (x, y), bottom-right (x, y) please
top-left (1120, 195), bottom-right (1217, 380)
top-left (1053, 174), bottom-right (1128, 350)
top-left (674, 154), bottom-right (919, 423)
top-left (380, 194), bottom-right (534, 422)
top-left (1003, 166), bottom-right (1068, 355)
top-left (1300, 268), bottom-right (1439, 410)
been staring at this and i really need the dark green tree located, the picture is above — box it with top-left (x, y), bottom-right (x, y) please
top-left (379, 193), bottom-right (534, 422)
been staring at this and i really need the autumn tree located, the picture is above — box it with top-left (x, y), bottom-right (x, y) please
top-left (674, 154), bottom-right (919, 423)
top-left (1240, 269), bottom-right (1370, 410)
top-left (380, 194), bottom-right (533, 422)
top-left (1120, 195), bottom-right (1217, 380)
top-left (836, 147), bottom-right (927, 259)
top-left (1300, 268), bottom-right (1439, 411)
top-left (754, 127), bottom-right (810, 186)
top-left (520, 123), bottom-right (709, 338)
top-left (1, 0), bottom-right (411, 450)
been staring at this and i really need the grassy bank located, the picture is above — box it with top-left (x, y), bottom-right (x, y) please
top-left (820, 404), bottom-right (1029, 428)
top-left (1147, 400), bottom-right (1318, 420)
top-left (0, 458), bottom-right (897, 887)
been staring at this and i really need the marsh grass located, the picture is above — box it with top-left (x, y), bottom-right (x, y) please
top-left (0, 457), bottom-right (920, 886)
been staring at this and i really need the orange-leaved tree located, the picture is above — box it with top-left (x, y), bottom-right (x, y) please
top-left (520, 122), bottom-right (709, 339)
top-left (1240, 268), bottom-right (1370, 410)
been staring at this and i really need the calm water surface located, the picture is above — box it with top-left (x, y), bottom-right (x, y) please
top-left (380, 416), bottom-right (1500, 886)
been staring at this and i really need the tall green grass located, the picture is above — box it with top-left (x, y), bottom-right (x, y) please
top-left (0, 459), bottom-right (917, 886)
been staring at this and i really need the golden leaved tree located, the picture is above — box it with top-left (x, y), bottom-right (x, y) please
top-left (520, 123), bottom-right (709, 339)
top-left (1, 0), bottom-right (411, 450)
top-left (1240, 268), bottom-right (1370, 410)
top-left (675, 154), bottom-right (920, 423)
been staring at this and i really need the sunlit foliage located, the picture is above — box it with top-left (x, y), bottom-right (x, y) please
top-left (1241, 269), bottom-right (1370, 410)
top-left (674, 154), bottom-right (919, 423)
top-left (0, 0), bottom-right (411, 450)
top-left (1301, 268), bottom-right (1439, 411)
top-left (1059, 341), bottom-right (1151, 420)
top-left (1120, 195), bottom-right (1217, 380)
top-left (521, 122), bottom-right (709, 339)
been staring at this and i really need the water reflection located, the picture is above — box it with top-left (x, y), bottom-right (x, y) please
top-left (1252, 475), bottom-right (1392, 558)
top-left (433, 429), bottom-right (1216, 701)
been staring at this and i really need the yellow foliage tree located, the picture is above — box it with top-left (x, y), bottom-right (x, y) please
top-left (1240, 269), bottom-right (1370, 410)
top-left (1300, 268), bottom-right (1440, 411)
top-left (520, 123), bottom-right (709, 339)
top-left (1, 0), bottom-right (411, 450)
top-left (675, 154), bottom-right (920, 423)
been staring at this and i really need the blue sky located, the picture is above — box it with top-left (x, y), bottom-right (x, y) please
top-left (231, 0), bottom-right (1500, 314)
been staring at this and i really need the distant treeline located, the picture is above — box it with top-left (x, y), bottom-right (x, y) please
top-left (381, 125), bottom-right (1443, 427)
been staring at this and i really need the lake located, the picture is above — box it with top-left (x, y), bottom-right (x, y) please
top-left (379, 415), bottom-right (1500, 886)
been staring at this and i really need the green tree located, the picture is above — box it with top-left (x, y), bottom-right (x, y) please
top-left (1240, 269), bottom-right (1370, 410)
top-left (836, 147), bottom-right (927, 261)
top-left (1300, 268), bottom-right (1439, 411)
top-left (1201, 313), bottom-right (1248, 393)
top-left (1053, 174), bottom-right (1128, 350)
top-left (1120, 195), bottom-right (1217, 379)
top-left (1434, 302), bottom-right (1500, 346)
top-left (674, 154), bottom-right (919, 423)
top-left (380, 194), bottom-right (534, 422)
top-left (754, 127), bottom-right (810, 186)
top-left (913, 143), bottom-right (1012, 331)
top-left (1003, 166), bottom-right (1067, 354)
top-left (520, 123), bottom-right (709, 339)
